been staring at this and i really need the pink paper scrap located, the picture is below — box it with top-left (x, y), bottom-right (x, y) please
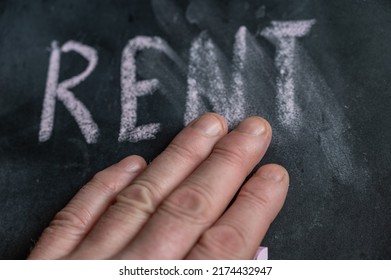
top-left (253, 246), bottom-right (268, 260)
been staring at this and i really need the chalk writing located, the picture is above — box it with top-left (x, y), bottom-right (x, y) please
top-left (119, 36), bottom-right (182, 142)
top-left (39, 41), bottom-right (99, 143)
top-left (39, 22), bottom-right (316, 143)
top-left (261, 20), bottom-right (315, 133)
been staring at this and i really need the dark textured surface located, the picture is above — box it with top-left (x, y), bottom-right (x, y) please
top-left (0, 0), bottom-right (390, 259)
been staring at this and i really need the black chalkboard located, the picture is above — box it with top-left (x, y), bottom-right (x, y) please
top-left (1, 0), bottom-right (390, 259)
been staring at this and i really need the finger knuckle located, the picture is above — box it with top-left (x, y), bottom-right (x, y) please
top-left (89, 171), bottom-right (121, 195)
top-left (47, 206), bottom-right (91, 238)
top-left (211, 144), bottom-right (246, 169)
top-left (159, 185), bottom-right (212, 225)
top-left (166, 141), bottom-right (206, 164)
top-left (238, 185), bottom-right (270, 209)
top-left (198, 224), bottom-right (247, 259)
top-left (115, 180), bottom-right (156, 217)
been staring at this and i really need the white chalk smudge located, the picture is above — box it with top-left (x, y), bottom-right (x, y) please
top-left (261, 20), bottom-right (315, 132)
top-left (39, 41), bottom-right (99, 144)
top-left (185, 32), bottom-right (227, 125)
top-left (184, 28), bottom-right (248, 127)
top-left (119, 36), bottom-right (182, 142)
top-left (230, 26), bottom-right (248, 125)
top-left (260, 20), bottom-right (366, 185)
top-left (293, 43), bottom-right (367, 186)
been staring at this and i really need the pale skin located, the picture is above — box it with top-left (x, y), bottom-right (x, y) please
top-left (28, 113), bottom-right (289, 259)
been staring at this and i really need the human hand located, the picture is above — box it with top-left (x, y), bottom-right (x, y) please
top-left (28, 113), bottom-right (289, 259)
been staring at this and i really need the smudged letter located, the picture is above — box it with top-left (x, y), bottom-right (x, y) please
top-left (39, 41), bottom-right (99, 143)
top-left (230, 26), bottom-right (248, 124)
top-left (184, 30), bottom-right (245, 127)
top-left (119, 36), bottom-right (180, 142)
top-left (261, 20), bottom-right (315, 132)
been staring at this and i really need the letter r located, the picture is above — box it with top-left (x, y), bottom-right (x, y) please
top-left (39, 40), bottom-right (99, 144)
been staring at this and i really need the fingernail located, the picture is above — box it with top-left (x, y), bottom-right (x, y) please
top-left (125, 162), bottom-right (142, 173)
top-left (258, 166), bottom-right (286, 182)
top-left (235, 117), bottom-right (268, 136)
top-left (123, 158), bottom-right (144, 173)
top-left (191, 113), bottom-right (223, 137)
